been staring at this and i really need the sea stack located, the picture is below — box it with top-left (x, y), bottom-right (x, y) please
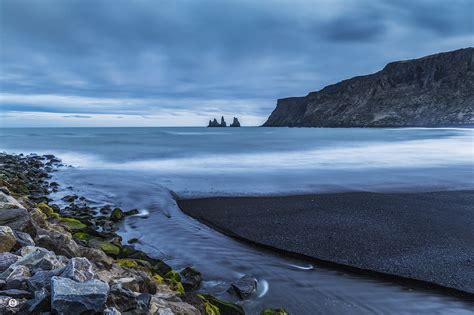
top-left (263, 48), bottom-right (474, 127)
top-left (230, 117), bottom-right (241, 127)
top-left (208, 116), bottom-right (227, 127)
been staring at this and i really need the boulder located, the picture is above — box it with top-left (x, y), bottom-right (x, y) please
top-left (180, 267), bottom-right (202, 292)
top-left (261, 308), bottom-right (289, 315)
top-left (1, 247), bottom-right (64, 278)
top-left (0, 226), bottom-right (16, 252)
top-left (5, 265), bottom-right (30, 290)
top-left (26, 287), bottom-right (50, 314)
top-left (0, 199), bottom-right (32, 232)
top-left (27, 267), bottom-right (65, 292)
top-left (13, 231), bottom-right (35, 248)
top-left (0, 252), bottom-right (19, 272)
top-left (0, 288), bottom-right (33, 299)
top-left (227, 275), bottom-right (258, 299)
top-left (124, 209), bottom-right (139, 216)
top-left (198, 294), bottom-right (244, 315)
top-left (107, 284), bottom-right (149, 313)
top-left (51, 276), bottom-right (109, 315)
top-left (110, 208), bottom-right (124, 222)
top-left (34, 227), bottom-right (82, 258)
top-left (150, 296), bottom-right (201, 315)
top-left (60, 257), bottom-right (94, 283)
top-left (104, 307), bottom-right (122, 315)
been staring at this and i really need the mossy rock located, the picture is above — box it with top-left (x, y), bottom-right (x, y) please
top-left (203, 300), bottom-right (220, 315)
top-left (99, 242), bottom-right (121, 256)
top-left (60, 217), bottom-right (87, 230)
top-left (117, 258), bottom-right (139, 268)
top-left (49, 212), bottom-right (61, 220)
top-left (110, 207), bottom-right (124, 222)
top-left (119, 245), bottom-right (172, 276)
top-left (73, 231), bottom-right (93, 241)
top-left (166, 278), bottom-right (185, 295)
top-left (153, 274), bottom-right (164, 284)
top-left (165, 270), bottom-right (182, 282)
top-left (198, 294), bottom-right (244, 315)
top-left (261, 308), bottom-right (289, 315)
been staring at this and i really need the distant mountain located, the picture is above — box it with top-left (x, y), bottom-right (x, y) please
top-left (263, 48), bottom-right (474, 127)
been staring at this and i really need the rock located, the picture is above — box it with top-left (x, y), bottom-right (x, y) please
top-left (261, 308), bottom-right (289, 315)
top-left (61, 195), bottom-right (78, 203)
top-left (0, 196), bottom-right (33, 232)
top-left (124, 209), bottom-right (139, 216)
top-left (35, 227), bottom-right (82, 258)
top-left (28, 267), bottom-right (65, 292)
top-left (263, 48), bottom-right (474, 128)
top-left (0, 288), bottom-right (33, 299)
top-left (104, 307), bottom-right (122, 315)
top-left (60, 257), bottom-right (94, 283)
top-left (150, 296), bottom-right (200, 315)
top-left (127, 238), bottom-right (139, 244)
top-left (0, 226), bottom-right (17, 252)
top-left (13, 231), bottom-right (35, 248)
top-left (51, 276), bottom-right (109, 315)
top-left (2, 247), bottom-right (64, 278)
top-left (79, 246), bottom-right (113, 267)
top-left (180, 267), bottom-right (202, 292)
top-left (107, 284), bottom-right (149, 313)
top-left (26, 287), bottom-right (50, 314)
top-left (0, 252), bottom-right (20, 272)
top-left (230, 117), bottom-right (241, 127)
top-left (99, 242), bottom-right (121, 257)
top-left (110, 208), bottom-right (124, 222)
top-left (208, 116), bottom-right (227, 127)
top-left (5, 265), bottom-right (30, 290)
top-left (227, 275), bottom-right (257, 299)
top-left (198, 294), bottom-right (244, 315)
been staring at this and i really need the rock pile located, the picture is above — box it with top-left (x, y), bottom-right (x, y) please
top-left (0, 153), bottom-right (261, 314)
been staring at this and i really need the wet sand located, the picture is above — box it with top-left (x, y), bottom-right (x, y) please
top-left (178, 190), bottom-right (474, 296)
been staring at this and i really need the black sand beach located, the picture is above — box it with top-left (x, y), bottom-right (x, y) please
top-left (178, 190), bottom-right (474, 296)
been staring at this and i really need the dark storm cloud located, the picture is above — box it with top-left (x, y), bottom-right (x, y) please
top-left (0, 0), bottom-right (472, 125)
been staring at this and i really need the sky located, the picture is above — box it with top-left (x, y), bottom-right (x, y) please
top-left (0, 0), bottom-right (473, 127)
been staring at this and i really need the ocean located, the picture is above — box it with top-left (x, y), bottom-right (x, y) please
top-left (1, 127), bottom-right (473, 314)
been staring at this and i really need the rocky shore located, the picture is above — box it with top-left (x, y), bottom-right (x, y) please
top-left (0, 153), bottom-right (287, 314)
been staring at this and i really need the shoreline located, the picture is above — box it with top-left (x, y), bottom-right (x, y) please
top-left (178, 190), bottom-right (474, 300)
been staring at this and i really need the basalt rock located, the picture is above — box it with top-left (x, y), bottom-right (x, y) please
top-left (230, 117), bottom-right (241, 127)
top-left (227, 275), bottom-right (257, 299)
top-left (263, 48), bottom-right (474, 127)
top-left (0, 226), bottom-right (17, 252)
top-left (51, 276), bottom-right (109, 315)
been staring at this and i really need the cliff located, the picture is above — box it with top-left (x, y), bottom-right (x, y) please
top-left (263, 48), bottom-right (474, 127)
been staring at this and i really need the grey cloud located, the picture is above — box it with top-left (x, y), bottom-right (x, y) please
top-left (0, 0), bottom-right (472, 124)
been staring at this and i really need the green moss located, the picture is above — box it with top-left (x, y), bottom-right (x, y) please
top-left (166, 279), bottom-right (185, 295)
top-left (204, 301), bottom-right (220, 315)
top-left (260, 309), bottom-right (289, 315)
top-left (165, 270), bottom-right (181, 282)
top-left (117, 258), bottom-right (139, 268)
top-left (73, 232), bottom-right (92, 241)
top-left (153, 274), bottom-right (164, 284)
top-left (49, 212), bottom-right (61, 220)
top-left (37, 202), bottom-right (54, 216)
top-left (99, 242), bottom-right (121, 256)
top-left (110, 207), bottom-right (124, 222)
top-left (198, 294), bottom-right (244, 315)
top-left (60, 217), bottom-right (86, 230)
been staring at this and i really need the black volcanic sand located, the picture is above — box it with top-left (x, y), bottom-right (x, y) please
top-left (178, 190), bottom-right (474, 295)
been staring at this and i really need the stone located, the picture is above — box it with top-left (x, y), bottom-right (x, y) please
top-left (35, 228), bottom-right (82, 258)
top-left (60, 257), bottom-right (94, 283)
top-left (13, 231), bottom-right (35, 248)
top-left (230, 117), bottom-right (241, 127)
top-left (227, 275), bottom-right (258, 299)
top-left (180, 267), bottom-right (202, 292)
top-left (107, 284), bottom-right (148, 313)
top-left (5, 265), bottom-right (30, 290)
top-left (0, 252), bottom-right (19, 272)
top-left (0, 288), bottom-right (33, 299)
top-left (0, 226), bottom-right (16, 252)
top-left (110, 208), bottom-right (124, 222)
top-left (261, 308), bottom-right (289, 315)
top-left (104, 307), bottom-right (122, 315)
top-left (0, 200), bottom-right (32, 232)
top-left (27, 267), bottom-right (65, 292)
top-left (79, 246), bottom-right (113, 267)
top-left (150, 295), bottom-right (201, 315)
top-left (1, 247), bottom-right (64, 278)
top-left (26, 287), bottom-right (50, 314)
top-left (51, 276), bottom-right (109, 315)
top-left (61, 195), bottom-right (78, 203)
top-left (124, 209), bottom-right (139, 216)
top-left (198, 294), bottom-right (244, 315)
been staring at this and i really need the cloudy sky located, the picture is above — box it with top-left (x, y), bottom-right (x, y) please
top-left (0, 0), bottom-right (472, 127)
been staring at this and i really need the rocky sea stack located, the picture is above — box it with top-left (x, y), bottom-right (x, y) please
top-left (263, 48), bottom-right (474, 127)
top-left (208, 116), bottom-right (241, 127)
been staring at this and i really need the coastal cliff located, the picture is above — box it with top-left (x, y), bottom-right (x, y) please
top-left (263, 48), bottom-right (474, 127)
